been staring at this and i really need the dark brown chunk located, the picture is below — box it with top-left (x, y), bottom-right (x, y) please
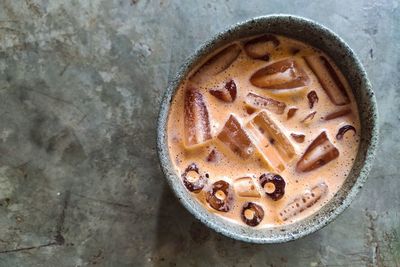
top-left (307, 90), bottom-right (319, 109)
top-left (241, 202), bottom-right (264, 226)
top-left (287, 107), bottom-right (298, 119)
top-left (291, 133), bottom-right (305, 143)
top-left (209, 79), bottom-right (237, 102)
top-left (336, 125), bottom-right (356, 140)
top-left (181, 163), bottom-right (207, 193)
top-left (245, 106), bottom-right (257, 115)
top-left (206, 180), bottom-right (233, 212)
top-left (206, 149), bottom-right (220, 162)
top-left (259, 173), bottom-right (286, 201)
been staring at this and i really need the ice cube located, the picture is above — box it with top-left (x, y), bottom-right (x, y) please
top-left (190, 44), bottom-right (241, 83)
top-left (234, 177), bottom-right (261, 198)
top-left (246, 122), bottom-right (285, 172)
top-left (336, 125), bottom-right (356, 140)
top-left (296, 132), bottom-right (339, 172)
top-left (246, 111), bottom-right (295, 172)
top-left (209, 79), bottom-right (237, 102)
top-left (245, 92), bottom-right (286, 115)
top-left (304, 55), bottom-right (350, 105)
top-left (280, 182), bottom-right (328, 221)
top-left (217, 115), bottom-right (254, 158)
top-left (184, 87), bottom-right (212, 147)
top-left (251, 111), bottom-right (295, 160)
top-left (206, 180), bottom-right (233, 212)
top-left (324, 108), bottom-right (351, 120)
top-left (243, 34), bottom-right (280, 61)
top-left (250, 59), bottom-right (310, 89)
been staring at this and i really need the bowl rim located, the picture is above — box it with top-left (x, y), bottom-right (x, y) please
top-left (156, 14), bottom-right (379, 243)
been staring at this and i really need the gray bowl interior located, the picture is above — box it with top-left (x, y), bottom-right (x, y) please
top-left (157, 15), bottom-right (378, 243)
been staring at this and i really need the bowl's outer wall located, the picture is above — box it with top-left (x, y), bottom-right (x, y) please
top-left (157, 15), bottom-right (378, 243)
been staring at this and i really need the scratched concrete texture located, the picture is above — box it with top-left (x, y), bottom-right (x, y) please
top-left (0, 0), bottom-right (398, 266)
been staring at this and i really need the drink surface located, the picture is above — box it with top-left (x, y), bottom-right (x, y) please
top-left (167, 34), bottom-right (360, 227)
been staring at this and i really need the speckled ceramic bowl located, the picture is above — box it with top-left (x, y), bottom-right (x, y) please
top-left (157, 14), bottom-right (378, 243)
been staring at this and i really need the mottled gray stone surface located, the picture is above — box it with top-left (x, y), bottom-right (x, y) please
top-left (0, 0), bottom-right (398, 266)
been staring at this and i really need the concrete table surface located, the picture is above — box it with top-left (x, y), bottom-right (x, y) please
top-left (0, 0), bottom-right (398, 266)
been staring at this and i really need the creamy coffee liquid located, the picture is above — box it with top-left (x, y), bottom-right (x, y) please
top-left (167, 34), bottom-right (360, 227)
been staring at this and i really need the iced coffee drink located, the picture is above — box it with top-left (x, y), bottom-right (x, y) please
top-left (167, 34), bottom-right (360, 227)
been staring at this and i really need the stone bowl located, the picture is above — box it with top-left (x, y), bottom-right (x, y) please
top-left (157, 14), bottom-right (378, 243)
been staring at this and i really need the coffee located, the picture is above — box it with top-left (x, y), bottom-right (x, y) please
top-left (167, 34), bottom-right (360, 227)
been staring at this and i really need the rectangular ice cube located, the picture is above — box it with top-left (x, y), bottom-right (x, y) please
top-left (234, 177), bottom-right (261, 198)
top-left (184, 87), bottom-right (212, 147)
top-left (323, 108), bottom-right (351, 120)
top-left (304, 55), bottom-right (350, 106)
top-left (250, 58), bottom-right (310, 89)
top-left (245, 92), bottom-right (286, 115)
top-left (217, 115), bottom-right (254, 158)
top-left (280, 182), bottom-right (328, 221)
top-left (246, 110), bottom-right (295, 171)
top-left (190, 44), bottom-right (241, 83)
top-left (246, 121), bottom-right (285, 172)
top-left (243, 34), bottom-right (280, 60)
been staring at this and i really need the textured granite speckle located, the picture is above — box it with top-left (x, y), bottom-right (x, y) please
top-left (0, 0), bottom-right (398, 266)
